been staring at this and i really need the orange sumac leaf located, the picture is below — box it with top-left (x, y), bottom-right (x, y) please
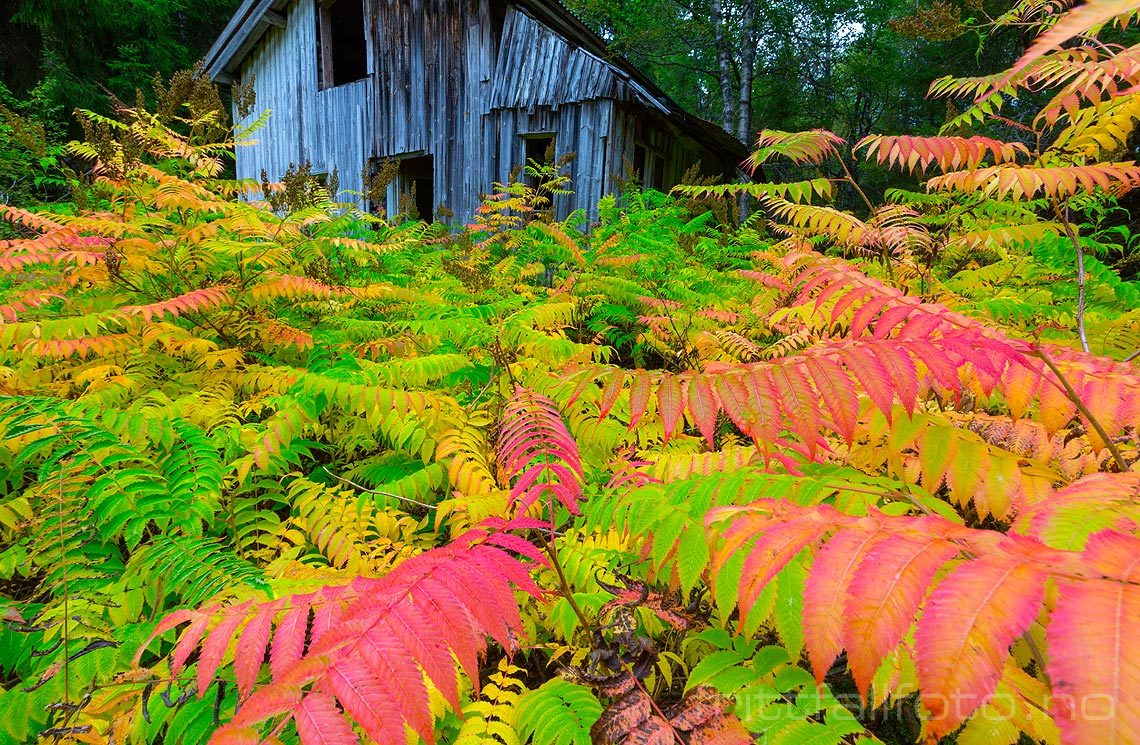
top-left (857, 134), bottom-right (1028, 173)
top-left (915, 557), bottom-right (1046, 738)
top-left (803, 528), bottom-right (888, 683)
top-left (1047, 531), bottom-right (1140, 745)
top-left (599, 369), bottom-right (626, 421)
top-left (843, 534), bottom-right (961, 698)
top-left (628, 370), bottom-right (652, 430)
top-left (738, 520), bottom-right (831, 617)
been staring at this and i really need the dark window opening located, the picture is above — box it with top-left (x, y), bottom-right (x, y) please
top-left (398, 155), bottom-right (435, 222)
top-left (633, 144), bottom-right (647, 185)
top-left (523, 134), bottom-right (556, 186)
top-left (632, 141), bottom-right (669, 190)
top-left (525, 135), bottom-right (555, 167)
top-left (490, 2), bottom-right (508, 50)
top-left (523, 134), bottom-right (555, 192)
top-left (652, 155), bottom-right (666, 190)
top-left (318, 0), bottom-right (368, 88)
top-left (522, 135), bottom-right (557, 214)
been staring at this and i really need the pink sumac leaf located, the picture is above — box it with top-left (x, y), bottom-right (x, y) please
top-left (228, 683), bottom-right (303, 728)
top-left (197, 601), bottom-right (252, 695)
top-left (738, 520), bottom-right (830, 617)
top-left (470, 543), bottom-right (542, 597)
top-left (384, 604), bottom-right (462, 711)
top-left (811, 277), bottom-right (852, 312)
top-left (447, 555), bottom-right (523, 645)
top-left (838, 344), bottom-right (895, 420)
top-left (710, 373), bottom-right (751, 436)
top-left (906, 338), bottom-right (961, 394)
top-left (1047, 531), bottom-right (1140, 745)
top-left (895, 308), bottom-right (947, 341)
top-left (769, 363), bottom-right (822, 455)
top-left (871, 302), bottom-right (919, 340)
top-left (411, 577), bottom-right (485, 678)
top-left (714, 372), bottom-right (778, 454)
top-left (135, 608), bottom-right (193, 666)
top-left (851, 294), bottom-right (893, 337)
top-left (310, 585), bottom-right (351, 647)
top-left (171, 613), bottom-right (213, 676)
top-left (235, 600), bottom-right (281, 698)
top-left (804, 356), bottom-right (858, 442)
top-left (356, 630), bottom-right (433, 743)
top-left (803, 528), bottom-right (888, 682)
top-left (687, 374), bottom-right (720, 446)
top-left (628, 371), bottom-right (652, 430)
top-left (842, 533), bottom-right (961, 698)
top-left (486, 531), bottom-right (549, 564)
top-left (270, 596), bottom-right (313, 678)
top-left (829, 285), bottom-right (874, 324)
top-left (914, 557), bottom-right (1046, 738)
top-left (294, 692), bottom-right (358, 745)
top-left (659, 374), bottom-right (686, 441)
top-left (499, 387), bottom-right (583, 514)
top-left (327, 658), bottom-right (405, 744)
top-left (742, 370), bottom-right (782, 450)
top-left (163, 537), bottom-right (540, 744)
top-left (875, 344), bottom-right (919, 414)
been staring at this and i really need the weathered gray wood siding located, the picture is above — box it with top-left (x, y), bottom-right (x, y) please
top-left (368, 0), bottom-right (496, 218)
top-left (234, 0), bottom-right (373, 197)
top-left (487, 10), bottom-right (629, 218)
top-left (231, 0), bottom-right (737, 221)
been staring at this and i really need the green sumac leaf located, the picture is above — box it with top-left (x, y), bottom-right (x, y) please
top-left (676, 523), bottom-right (708, 595)
top-left (517, 679), bottom-right (601, 745)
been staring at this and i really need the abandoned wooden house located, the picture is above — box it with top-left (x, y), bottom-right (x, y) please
top-left (203, 0), bottom-right (747, 221)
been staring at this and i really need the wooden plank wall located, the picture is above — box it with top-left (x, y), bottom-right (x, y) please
top-left (234, 0), bottom-right (373, 197)
top-left (233, 0), bottom-right (733, 221)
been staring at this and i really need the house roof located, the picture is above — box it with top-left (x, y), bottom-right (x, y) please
top-left (202, 0), bottom-right (746, 160)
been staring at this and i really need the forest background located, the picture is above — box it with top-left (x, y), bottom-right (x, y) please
top-left (0, 0), bottom-right (1037, 208)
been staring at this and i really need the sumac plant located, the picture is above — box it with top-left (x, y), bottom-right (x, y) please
top-left (1, 5), bottom-right (1140, 745)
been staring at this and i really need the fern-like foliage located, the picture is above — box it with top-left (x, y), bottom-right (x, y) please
top-left (708, 499), bottom-right (1140, 740)
top-left (452, 660), bottom-right (528, 745)
top-left (517, 680), bottom-right (602, 745)
top-left (139, 529), bottom-right (541, 743)
top-left (498, 387), bottom-right (584, 516)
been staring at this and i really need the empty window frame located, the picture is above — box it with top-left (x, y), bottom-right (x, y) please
top-left (520, 134), bottom-right (557, 214)
top-left (317, 0), bottom-right (368, 89)
top-left (632, 141), bottom-right (669, 190)
top-left (524, 134), bottom-right (556, 167)
top-left (522, 134), bottom-right (556, 187)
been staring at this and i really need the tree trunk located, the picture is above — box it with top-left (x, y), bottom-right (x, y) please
top-left (736, 1), bottom-right (756, 143)
top-left (710, 0), bottom-right (735, 133)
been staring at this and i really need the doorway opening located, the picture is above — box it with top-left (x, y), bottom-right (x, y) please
top-left (397, 155), bottom-right (435, 222)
